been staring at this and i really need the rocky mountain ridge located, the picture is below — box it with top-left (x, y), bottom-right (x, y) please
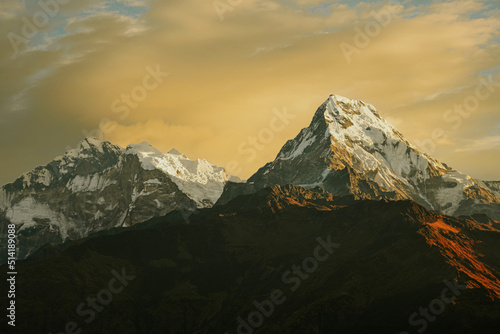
top-left (218, 94), bottom-right (500, 221)
top-left (0, 138), bottom-right (240, 262)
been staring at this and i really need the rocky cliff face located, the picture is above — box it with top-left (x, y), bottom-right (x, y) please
top-left (0, 138), bottom-right (240, 262)
top-left (218, 95), bottom-right (500, 221)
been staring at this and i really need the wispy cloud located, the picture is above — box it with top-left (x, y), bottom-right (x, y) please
top-left (0, 0), bottom-right (499, 183)
top-left (455, 135), bottom-right (500, 152)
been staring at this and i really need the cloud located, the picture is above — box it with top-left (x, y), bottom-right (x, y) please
top-left (116, 0), bottom-right (147, 7)
top-left (0, 0), bottom-right (500, 184)
top-left (455, 135), bottom-right (500, 152)
top-left (104, 119), bottom-right (216, 156)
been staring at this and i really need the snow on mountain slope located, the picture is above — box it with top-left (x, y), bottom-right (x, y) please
top-left (483, 181), bottom-right (500, 199)
top-left (0, 138), bottom-right (239, 262)
top-left (220, 94), bottom-right (500, 220)
top-left (126, 142), bottom-right (240, 206)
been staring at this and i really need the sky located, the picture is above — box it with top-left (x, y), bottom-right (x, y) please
top-left (0, 0), bottom-right (499, 185)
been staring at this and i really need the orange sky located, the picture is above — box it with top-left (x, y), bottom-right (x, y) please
top-left (0, 0), bottom-right (499, 184)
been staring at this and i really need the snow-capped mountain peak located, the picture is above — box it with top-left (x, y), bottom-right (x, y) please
top-left (0, 137), bottom-right (239, 262)
top-left (324, 95), bottom-right (449, 183)
top-left (325, 94), bottom-right (399, 144)
top-left (125, 141), bottom-right (166, 170)
top-left (80, 137), bottom-right (105, 152)
top-left (168, 148), bottom-right (186, 157)
top-left (124, 141), bottom-right (233, 206)
top-left (225, 94), bottom-right (500, 220)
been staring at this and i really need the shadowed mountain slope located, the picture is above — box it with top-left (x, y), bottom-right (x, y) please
top-left (3, 185), bottom-right (500, 334)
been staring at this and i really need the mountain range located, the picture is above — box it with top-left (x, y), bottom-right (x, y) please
top-left (0, 139), bottom-right (241, 262)
top-left (3, 184), bottom-right (500, 333)
top-left (2, 94), bottom-right (500, 264)
top-left (1, 93), bottom-right (500, 333)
